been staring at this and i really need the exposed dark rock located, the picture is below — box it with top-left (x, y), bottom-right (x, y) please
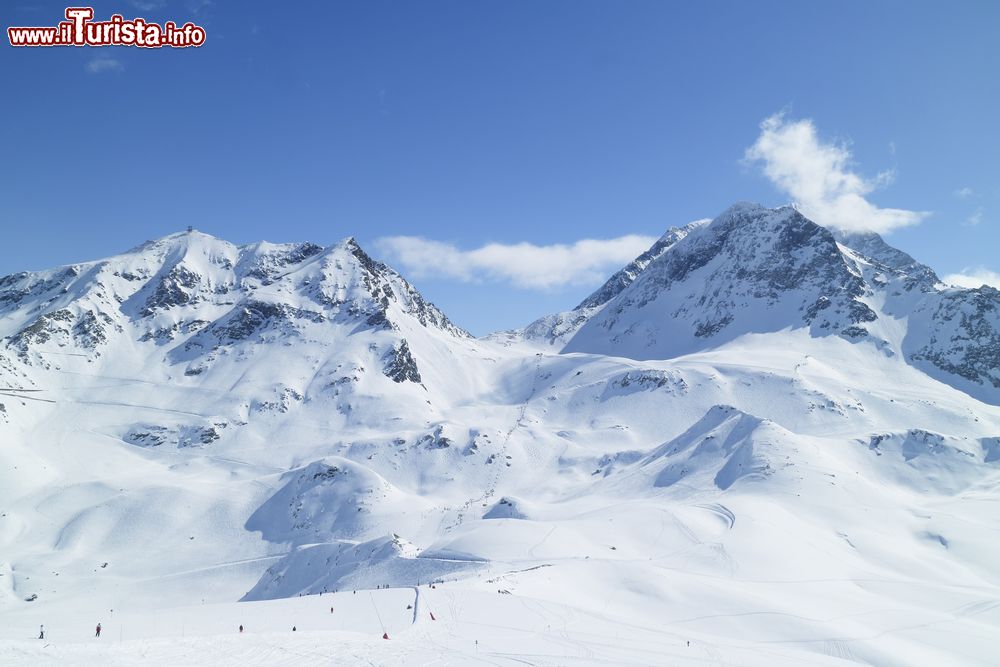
top-left (910, 286), bottom-right (1000, 389)
top-left (312, 465), bottom-right (342, 481)
top-left (142, 266), bottom-right (202, 315)
top-left (383, 339), bottom-right (421, 383)
top-left (124, 426), bottom-right (169, 447)
top-left (244, 242), bottom-right (323, 282)
top-left (419, 426), bottom-right (452, 449)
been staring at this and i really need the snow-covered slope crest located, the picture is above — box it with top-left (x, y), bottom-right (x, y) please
top-left (245, 457), bottom-right (418, 546)
top-left (242, 534), bottom-right (482, 601)
top-left (0, 230), bottom-right (480, 410)
top-left (3, 220), bottom-right (1000, 666)
top-left (642, 405), bottom-right (780, 491)
top-left (560, 202), bottom-right (1000, 403)
top-left (0, 230), bottom-right (467, 364)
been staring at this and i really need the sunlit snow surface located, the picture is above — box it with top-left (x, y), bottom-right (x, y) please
top-left (2, 217), bottom-right (999, 665)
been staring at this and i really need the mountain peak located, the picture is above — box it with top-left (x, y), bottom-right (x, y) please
top-left (717, 200), bottom-right (768, 216)
top-left (561, 203), bottom-right (873, 358)
top-left (0, 230), bottom-right (469, 371)
top-left (126, 227), bottom-right (230, 254)
top-left (552, 202), bottom-right (1000, 401)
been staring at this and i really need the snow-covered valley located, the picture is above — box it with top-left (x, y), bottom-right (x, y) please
top-left (2, 204), bottom-right (999, 665)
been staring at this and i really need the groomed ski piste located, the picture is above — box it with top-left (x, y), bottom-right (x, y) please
top-left (2, 204), bottom-right (999, 665)
top-left (0, 583), bottom-right (865, 666)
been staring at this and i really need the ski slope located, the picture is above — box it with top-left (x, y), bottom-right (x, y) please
top-left (2, 584), bottom-right (865, 666)
top-left (2, 208), bottom-right (1000, 665)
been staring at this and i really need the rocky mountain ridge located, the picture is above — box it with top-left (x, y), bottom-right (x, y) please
top-left (2, 207), bottom-right (999, 667)
top-left (511, 202), bottom-right (1000, 403)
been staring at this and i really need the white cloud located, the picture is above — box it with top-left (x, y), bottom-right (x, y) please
top-left (187, 0), bottom-right (213, 17)
top-left (375, 235), bottom-right (657, 290)
top-left (745, 113), bottom-right (929, 234)
top-left (966, 207), bottom-right (984, 226)
top-left (85, 55), bottom-right (125, 74)
top-left (955, 187), bottom-right (974, 198)
top-left (943, 268), bottom-right (1000, 290)
top-left (128, 0), bottom-right (167, 10)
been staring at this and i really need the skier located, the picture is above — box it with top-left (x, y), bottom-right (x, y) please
top-left (239, 625), bottom-right (244, 633)
top-left (38, 625), bottom-right (44, 640)
top-left (96, 622), bottom-right (102, 637)
top-left (292, 626), bottom-right (297, 632)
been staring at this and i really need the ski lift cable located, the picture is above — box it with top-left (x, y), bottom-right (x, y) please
top-left (368, 590), bottom-right (387, 635)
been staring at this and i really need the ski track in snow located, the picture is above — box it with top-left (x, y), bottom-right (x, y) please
top-left (2, 219), bottom-right (1000, 664)
top-left (443, 354), bottom-right (544, 533)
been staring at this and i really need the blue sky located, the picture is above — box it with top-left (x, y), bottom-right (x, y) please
top-left (2, 1), bottom-right (998, 334)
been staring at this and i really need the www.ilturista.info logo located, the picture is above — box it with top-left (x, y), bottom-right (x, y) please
top-left (8, 7), bottom-right (206, 48)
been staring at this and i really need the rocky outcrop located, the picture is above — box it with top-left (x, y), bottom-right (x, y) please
top-left (383, 339), bottom-right (421, 384)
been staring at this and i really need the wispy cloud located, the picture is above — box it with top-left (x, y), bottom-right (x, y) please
top-left (187, 0), bottom-right (213, 17)
top-left (965, 207), bottom-right (985, 226)
top-left (126, 1), bottom-right (213, 17)
top-left (745, 113), bottom-right (928, 234)
top-left (943, 267), bottom-right (1000, 290)
top-left (955, 186), bottom-right (974, 198)
top-left (128, 0), bottom-right (167, 10)
top-left (375, 235), bottom-right (657, 290)
top-left (85, 55), bottom-right (125, 74)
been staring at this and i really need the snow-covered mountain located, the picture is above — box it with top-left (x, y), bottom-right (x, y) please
top-left (511, 202), bottom-right (1000, 404)
top-left (0, 230), bottom-right (468, 371)
top-left (2, 213), bottom-right (999, 666)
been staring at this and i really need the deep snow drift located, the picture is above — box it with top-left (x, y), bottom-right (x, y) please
top-left (2, 204), bottom-right (999, 665)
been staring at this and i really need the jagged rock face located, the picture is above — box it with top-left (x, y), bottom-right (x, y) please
top-left (0, 266), bottom-right (81, 311)
top-left (564, 204), bottom-right (877, 358)
top-left (383, 339), bottom-right (422, 384)
top-left (174, 301), bottom-right (326, 360)
top-left (141, 265), bottom-right (204, 315)
top-left (0, 232), bottom-right (467, 374)
top-left (240, 242), bottom-right (323, 284)
top-left (336, 240), bottom-right (467, 338)
top-left (6, 307), bottom-right (120, 360)
top-left (513, 202), bottom-right (998, 402)
top-left (907, 286), bottom-right (1000, 390)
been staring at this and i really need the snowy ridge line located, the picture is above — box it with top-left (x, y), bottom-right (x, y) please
top-left (0, 208), bottom-right (999, 665)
